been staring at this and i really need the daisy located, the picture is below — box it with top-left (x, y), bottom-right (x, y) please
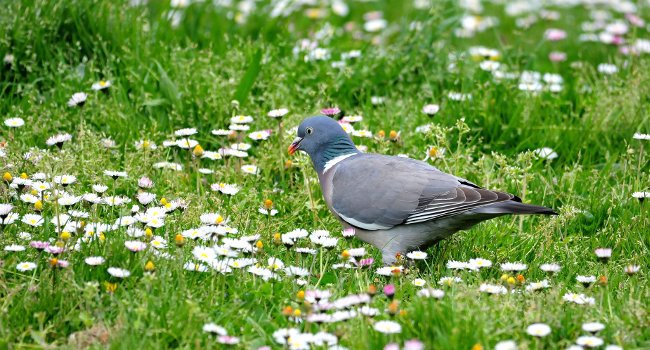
top-left (632, 133), bottom-right (650, 140)
top-left (417, 288), bottom-right (445, 298)
top-left (407, 251), bottom-right (427, 260)
top-left (376, 265), bottom-right (404, 276)
top-left (241, 164), bottom-right (258, 175)
top-left (374, 320), bottom-right (401, 334)
top-left (540, 263), bottom-right (561, 273)
top-left (174, 128), bottom-right (197, 137)
top-left (175, 138), bottom-right (198, 149)
top-left (217, 335), bottom-right (240, 345)
top-left (422, 104), bottom-right (440, 115)
top-left (576, 275), bottom-right (597, 287)
top-left (53, 174), bottom-right (77, 186)
top-left (258, 207), bottom-right (278, 216)
top-left (534, 147), bottom-right (558, 160)
top-left (525, 280), bottom-right (550, 291)
top-left (594, 248), bottom-right (612, 262)
top-left (494, 340), bottom-right (518, 350)
top-left (91, 80), bottom-right (111, 91)
top-left (342, 115), bottom-right (363, 123)
top-left (230, 115), bottom-right (254, 124)
top-left (4, 244), bottom-right (25, 252)
top-left (624, 265), bottom-right (640, 275)
top-left (107, 267), bottom-right (131, 278)
top-left (202, 323), bottom-right (227, 335)
top-left (85, 256), bottom-right (105, 266)
top-left (0, 203), bottom-right (13, 217)
top-left (67, 92), bottom-right (88, 107)
top-left (582, 322), bottom-right (605, 334)
top-left (501, 262), bottom-right (527, 272)
top-left (46, 133), bottom-right (72, 148)
top-left (22, 214), bottom-right (44, 227)
top-left (438, 276), bottom-right (462, 286)
top-left (342, 228), bottom-right (355, 238)
top-left (1, 213), bottom-right (19, 225)
top-left (479, 283), bottom-right (507, 295)
top-left (134, 140), bottom-right (157, 150)
top-left (577, 336), bottom-right (604, 348)
top-left (268, 108), bottom-right (289, 118)
top-left (526, 323), bottom-right (551, 337)
top-left (468, 258), bottom-right (492, 269)
top-left (183, 262), bottom-right (209, 272)
top-left (563, 293), bottom-right (596, 305)
top-left (597, 63), bottom-right (618, 75)
top-left (125, 241), bottom-right (147, 252)
top-left (212, 129), bottom-right (234, 136)
top-left (544, 28), bottom-right (567, 41)
top-left (446, 260), bottom-right (471, 270)
top-left (4, 117), bottom-right (24, 128)
top-left (321, 107), bottom-right (341, 116)
top-left (16, 262), bottom-right (37, 272)
top-left (150, 236), bottom-right (167, 249)
top-left (248, 130), bottom-right (271, 141)
top-left (364, 19), bottom-right (387, 32)
top-left (447, 92), bottom-right (471, 101)
top-left (211, 183), bottom-right (240, 195)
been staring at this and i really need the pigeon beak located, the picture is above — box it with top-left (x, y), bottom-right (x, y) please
top-left (288, 137), bottom-right (303, 155)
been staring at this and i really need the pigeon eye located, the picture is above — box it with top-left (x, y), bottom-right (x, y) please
top-left (306, 127), bottom-right (314, 135)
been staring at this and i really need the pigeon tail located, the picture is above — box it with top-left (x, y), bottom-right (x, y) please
top-left (472, 201), bottom-right (558, 216)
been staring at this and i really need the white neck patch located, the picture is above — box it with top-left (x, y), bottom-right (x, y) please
top-left (323, 153), bottom-right (357, 173)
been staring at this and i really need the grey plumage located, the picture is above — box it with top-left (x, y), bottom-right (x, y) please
top-left (289, 116), bottom-right (556, 264)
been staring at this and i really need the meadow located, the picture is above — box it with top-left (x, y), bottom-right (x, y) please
top-left (0, 0), bottom-right (649, 349)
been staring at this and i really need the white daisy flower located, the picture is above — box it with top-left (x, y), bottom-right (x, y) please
top-left (230, 115), bottom-right (254, 124)
top-left (268, 108), bottom-right (289, 118)
top-left (241, 164), bottom-right (258, 175)
top-left (16, 262), bottom-right (37, 271)
top-left (534, 147), bottom-right (558, 160)
top-left (632, 133), bottom-right (650, 140)
top-left (202, 323), bottom-right (227, 335)
top-left (576, 336), bottom-right (604, 348)
top-left (582, 322), bottom-right (605, 333)
top-left (526, 323), bottom-right (551, 337)
top-left (494, 340), bottom-right (518, 350)
top-left (174, 128), bottom-right (197, 137)
top-left (4, 244), bottom-right (25, 252)
top-left (91, 80), bottom-right (111, 91)
top-left (422, 104), bottom-right (440, 115)
top-left (107, 267), bottom-right (131, 278)
top-left (248, 130), bottom-right (271, 141)
top-left (479, 283), bottom-right (507, 295)
top-left (4, 117), bottom-right (25, 128)
top-left (67, 92), bottom-right (88, 107)
top-left (525, 280), bottom-right (550, 291)
top-left (406, 251), bottom-right (427, 260)
top-left (22, 214), bottom-right (44, 227)
top-left (540, 263), bottom-right (561, 273)
top-left (563, 293), bottom-right (595, 305)
top-left (500, 262), bottom-right (527, 271)
top-left (438, 276), bottom-right (462, 286)
top-left (46, 133), bottom-right (72, 148)
top-left (85, 256), bottom-right (105, 266)
top-left (373, 320), bottom-right (401, 334)
top-left (597, 63), bottom-right (618, 75)
top-left (468, 258), bottom-right (492, 269)
top-left (417, 288), bottom-right (445, 298)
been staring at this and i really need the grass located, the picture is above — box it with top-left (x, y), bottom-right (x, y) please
top-left (0, 0), bottom-right (649, 349)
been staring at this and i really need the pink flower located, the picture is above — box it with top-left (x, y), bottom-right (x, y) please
top-left (321, 107), bottom-right (341, 116)
top-left (544, 28), bottom-right (567, 41)
top-left (217, 335), bottom-right (240, 345)
top-left (358, 258), bottom-right (374, 267)
top-left (30, 241), bottom-right (49, 250)
top-left (138, 176), bottom-right (154, 189)
top-left (45, 246), bottom-right (65, 255)
top-left (383, 284), bottom-right (396, 298)
top-left (549, 51), bottom-right (567, 62)
top-left (404, 339), bottom-right (425, 350)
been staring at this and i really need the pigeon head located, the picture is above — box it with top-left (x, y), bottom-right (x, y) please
top-left (288, 116), bottom-right (359, 173)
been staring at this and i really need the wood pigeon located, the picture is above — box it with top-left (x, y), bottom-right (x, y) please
top-left (288, 116), bottom-right (557, 264)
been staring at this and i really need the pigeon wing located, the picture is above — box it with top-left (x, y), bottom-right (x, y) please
top-left (330, 154), bottom-right (513, 230)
